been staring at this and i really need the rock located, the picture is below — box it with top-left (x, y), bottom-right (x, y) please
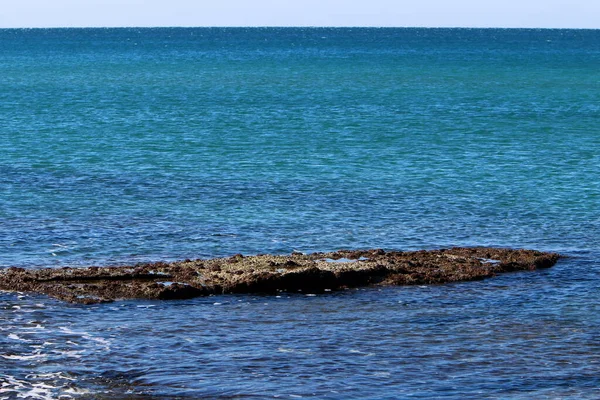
top-left (0, 248), bottom-right (560, 304)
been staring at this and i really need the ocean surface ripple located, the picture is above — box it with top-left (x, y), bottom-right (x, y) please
top-left (1, 28), bottom-right (599, 398)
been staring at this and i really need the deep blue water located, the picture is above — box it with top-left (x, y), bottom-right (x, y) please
top-left (1, 28), bottom-right (599, 399)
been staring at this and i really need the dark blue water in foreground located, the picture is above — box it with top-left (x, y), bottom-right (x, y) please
top-left (1, 28), bottom-right (599, 399)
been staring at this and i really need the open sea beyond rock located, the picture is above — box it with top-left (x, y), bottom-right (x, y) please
top-left (1, 28), bottom-right (599, 399)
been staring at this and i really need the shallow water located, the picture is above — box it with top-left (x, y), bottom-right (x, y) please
top-left (1, 28), bottom-right (599, 398)
top-left (2, 254), bottom-right (599, 399)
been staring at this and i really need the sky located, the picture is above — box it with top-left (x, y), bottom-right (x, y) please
top-left (0, 0), bottom-right (598, 29)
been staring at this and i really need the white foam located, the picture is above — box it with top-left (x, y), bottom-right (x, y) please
top-left (323, 256), bottom-right (370, 263)
top-left (62, 386), bottom-right (90, 395)
top-left (25, 372), bottom-right (75, 381)
top-left (1, 372), bottom-right (86, 400)
top-left (277, 347), bottom-right (294, 353)
top-left (55, 327), bottom-right (111, 349)
top-left (7, 334), bottom-right (26, 341)
top-left (147, 270), bottom-right (169, 276)
top-left (277, 348), bottom-right (313, 354)
top-left (23, 323), bottom-right (45, 330)
top-left (18, 308), bottom-right (41, 314)
top-left (16, 386), bottom-right (56, 400)
top-left (59, 350), bottom-right (84, 359)
top-left (58, 327), bottom-right (78, 335)
top-left (349, 349), bottom-right (375, 356)
top-left (479, 258), bottom-right (501, 265)
top-left (1, 354), bottom-right (45, 361)
top-left (83, 335), bottom-right (111, 347)
top-left (372, 371), bottom-right (391, 377)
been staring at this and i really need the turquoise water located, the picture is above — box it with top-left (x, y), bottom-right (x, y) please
top-left (1, 28), bottom-right (599, 398)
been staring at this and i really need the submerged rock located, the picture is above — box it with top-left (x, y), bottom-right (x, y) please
top-left (0, 248), bottom-right (559, 304)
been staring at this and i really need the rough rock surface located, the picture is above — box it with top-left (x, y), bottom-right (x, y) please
top-left (0, 248), bottom-right (559, 304)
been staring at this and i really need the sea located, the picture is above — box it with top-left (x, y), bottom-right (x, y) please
top-left (0, 27), bottom-right (599, 399)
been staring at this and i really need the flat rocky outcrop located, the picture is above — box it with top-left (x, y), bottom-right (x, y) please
top-left (0, 248), bottom-right (559, 304)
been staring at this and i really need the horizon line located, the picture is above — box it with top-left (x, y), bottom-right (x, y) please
top-left (1, 25), bottom-right (598, 30)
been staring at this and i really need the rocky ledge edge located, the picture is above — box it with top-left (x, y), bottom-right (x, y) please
top-left (0, 248), bottom-right (560, 304)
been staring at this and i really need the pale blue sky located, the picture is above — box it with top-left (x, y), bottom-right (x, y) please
top-left (1, 0), bottom-right (598, 29)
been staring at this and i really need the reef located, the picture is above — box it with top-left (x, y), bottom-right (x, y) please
top-left (0, 248), bottom-right (559, 304)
